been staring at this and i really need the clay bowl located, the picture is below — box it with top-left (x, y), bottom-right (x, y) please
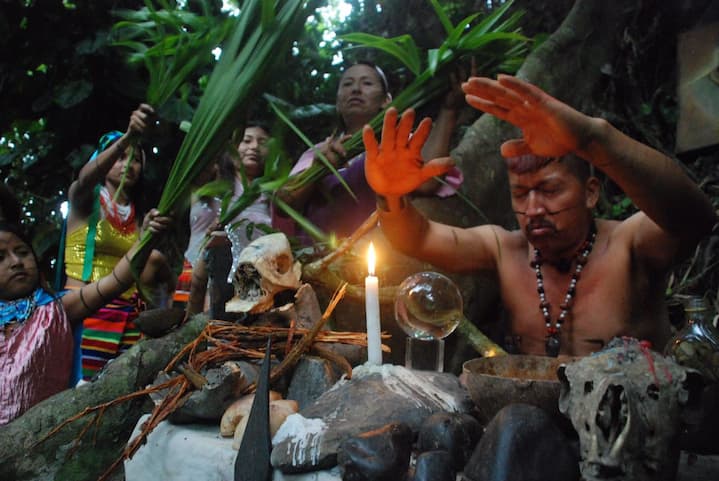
top-left (462, 355), bottom-right (575, 426)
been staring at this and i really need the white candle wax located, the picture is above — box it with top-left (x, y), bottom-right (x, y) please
top-left (365, 243), bottom-right (382, 365)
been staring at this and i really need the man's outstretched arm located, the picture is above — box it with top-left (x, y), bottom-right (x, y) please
top-left (363, 107), bottom-right (501, 272)
top-left (462, 75), bottom-right (717, 251)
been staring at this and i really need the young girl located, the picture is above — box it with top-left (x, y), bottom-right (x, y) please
top-left (0, 210), bottom-right (171, 425)
top-left (182, 123), bottom-right (274, 317)
top-left (64, 104), bottom-right (175, 380)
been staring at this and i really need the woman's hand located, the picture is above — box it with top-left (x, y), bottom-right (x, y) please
top-left (122, 104), bottom-right (156, 145)
top-left (313, 133), bottom-right (352, 169)
top-left (141, 208), bottom-right (172, 234)
top-left (363, 108), bottom-right (454, 197)
top-left (442, 57), bottom-right (476, 112)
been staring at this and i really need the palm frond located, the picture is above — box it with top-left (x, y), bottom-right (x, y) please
top-left (111, 0), bottom-right (232, 108)
top-left (280, 0), bottom-right (529, 195)
top-left (131, 0), bottom-right (318, 277)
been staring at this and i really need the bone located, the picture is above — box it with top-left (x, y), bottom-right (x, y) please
top-left (232, 399), bottom-right (299, 449)
top-left (220, 390), bottom-right (282, 437)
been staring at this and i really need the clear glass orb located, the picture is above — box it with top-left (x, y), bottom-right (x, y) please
top-left (394, 271), bottom-right (463, 341)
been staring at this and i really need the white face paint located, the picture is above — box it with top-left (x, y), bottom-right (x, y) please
top-left (225, 233), bottom-right (301, 314)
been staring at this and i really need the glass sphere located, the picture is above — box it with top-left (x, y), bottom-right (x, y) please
top-left (394, 271), bottom-right (463, 340)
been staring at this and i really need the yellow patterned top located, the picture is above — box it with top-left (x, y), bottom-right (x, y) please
top-left (64, 218), bottom-right (138, 298)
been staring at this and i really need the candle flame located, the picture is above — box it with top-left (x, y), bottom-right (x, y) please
top-left (367, 242), bottom-right (376, 276)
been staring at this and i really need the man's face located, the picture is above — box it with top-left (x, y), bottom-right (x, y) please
top-left (509, 161), bottom-right (595, 254)
top-left (0, 231), bottom-right (38, 301)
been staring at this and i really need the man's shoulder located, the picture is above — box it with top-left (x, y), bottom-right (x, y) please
top-left (599, 214), bottom-right (650, 249)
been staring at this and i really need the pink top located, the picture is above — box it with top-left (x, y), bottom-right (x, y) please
top-left (0, 301), bottom-right (73, 425)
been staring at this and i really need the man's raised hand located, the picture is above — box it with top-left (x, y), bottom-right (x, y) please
top-left (363, 107), bottom-right (453, 197)
top-left (462, 75), bottom-right (595, 159)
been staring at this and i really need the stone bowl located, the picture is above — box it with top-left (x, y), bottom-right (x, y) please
top-left (462, 355), bottom-right (575, 426)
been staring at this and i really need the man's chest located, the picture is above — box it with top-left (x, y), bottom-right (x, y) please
top-left (499, 248), bottom-right (637, 354)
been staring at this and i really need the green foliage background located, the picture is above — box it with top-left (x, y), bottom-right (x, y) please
top-left (1, 0), bottom-right (717, 303)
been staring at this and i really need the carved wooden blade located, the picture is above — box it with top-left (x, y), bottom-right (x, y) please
top-left (234, 338), bottom-right (272, 481)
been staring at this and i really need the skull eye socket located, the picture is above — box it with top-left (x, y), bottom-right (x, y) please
top-left (646, 383), bottom-right (659, 400)
top-left (274, 254), bottom-right (291, 275)
top-left (596, 384), bottom-right (627, 440)
top-left (584, 381), bottom-right (593, 394)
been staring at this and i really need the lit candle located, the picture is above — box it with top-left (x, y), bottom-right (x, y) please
top-left (365, 242), bottom-right (382, 365)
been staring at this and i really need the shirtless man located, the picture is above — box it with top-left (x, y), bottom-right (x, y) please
top-left (363, 75), bottom-right (717, 357)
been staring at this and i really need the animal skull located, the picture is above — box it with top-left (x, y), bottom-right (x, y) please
top-left (558, 337), bottom-right (701, 481)
top-left (225, 233), bottom-right (301, 314)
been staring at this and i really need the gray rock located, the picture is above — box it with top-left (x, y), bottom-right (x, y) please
top-left (417, 412), bottom-right (482, 470)
top-left (271, 364), bottom-right (472, 473)
top-left (169, 361), bottom-right (249, 423)
top-left (337, 422), bottom-right (413, 481)
top-left (411, 450), bottom-right (455, 481)
top-left (134, 307), bottom-right (186, 337)
top-left (288, 356), bottom-right (343, 410)
top-left (463, 403), bottom-right (579, 481)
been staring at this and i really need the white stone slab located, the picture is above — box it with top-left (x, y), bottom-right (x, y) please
top-left (124, 415), bottom-right (341, 481)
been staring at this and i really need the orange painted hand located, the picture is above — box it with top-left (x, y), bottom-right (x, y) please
top-left (462, 75), bottom-right (594, 159)
top-left (363, 108), bottom-right (454, 197)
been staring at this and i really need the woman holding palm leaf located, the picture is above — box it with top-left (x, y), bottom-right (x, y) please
top-left (63, 104), bottom-right (175, 381)
top-left (273, 61), bottom-right (464, 246)
top-left (183, 122), bottom-right (275, 317)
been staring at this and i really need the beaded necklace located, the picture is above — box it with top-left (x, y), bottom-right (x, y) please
top-left (99, 187), bottom-right (136, 235)
top-left (531, 223), bottom-right (596, 357)
top-left (0, 288), bottom-right (56, 336)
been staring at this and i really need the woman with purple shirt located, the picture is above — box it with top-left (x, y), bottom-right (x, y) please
top-left (273, 61), bottom-right (463, 245)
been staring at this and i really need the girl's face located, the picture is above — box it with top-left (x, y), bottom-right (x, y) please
top-left (0, 231), bottom-right (38, 301)
top-left (236, 126), bottom-right (270, 180)
top-left (106, 145), bottom-right (144, 190)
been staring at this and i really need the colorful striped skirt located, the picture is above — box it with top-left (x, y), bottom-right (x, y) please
top-left (172, 259), bottom-right (193, 309)
top-left (80, 296), bottom-right (143, 380)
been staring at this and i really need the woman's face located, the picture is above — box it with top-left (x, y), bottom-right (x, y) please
top-left (236, 126), bottom-right (270, 180)
top-left (0, 231), bottom-right (38, 301)
top-left (106, 145), bottom-right (143, 190)
top-left (336, 64), bottom-right (390, 132)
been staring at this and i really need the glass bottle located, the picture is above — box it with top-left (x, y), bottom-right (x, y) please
top-left (664, 296), bottom-right (719, 383)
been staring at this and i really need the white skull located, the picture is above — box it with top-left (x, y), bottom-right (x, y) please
top-left (225, 233), bottom-right (301, 314)
top-left (558, 337), bottom-right (700, 481)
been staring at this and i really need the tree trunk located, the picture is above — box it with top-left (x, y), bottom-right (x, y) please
top-left (417, 0), bottom-right (683, 371)
top-left (0, 316), bottom-right (207, 481)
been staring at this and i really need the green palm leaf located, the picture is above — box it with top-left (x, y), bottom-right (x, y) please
top-left (340, 33), bottom-right (422, 76)
top-left (428, 0), bottom-right (454, 35)
top-left (281, 0), bottom-right (528, 197)
top-left (131, 0), bottom-right (318, 278)
top-left (112, 0), bottom-right (232, 108)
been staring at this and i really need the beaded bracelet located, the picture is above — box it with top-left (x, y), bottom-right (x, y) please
top-left (78, 287), bottom-right (91, 310)
top-left (95, 281), bottom-right (110, 304)
top-left (112, 268), bottom-right (132, 290)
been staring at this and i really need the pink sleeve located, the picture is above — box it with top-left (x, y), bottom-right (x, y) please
top-left (290, 148), bottom-right (315, 175)
top-left (435, 165), bottom-right (464, 198)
